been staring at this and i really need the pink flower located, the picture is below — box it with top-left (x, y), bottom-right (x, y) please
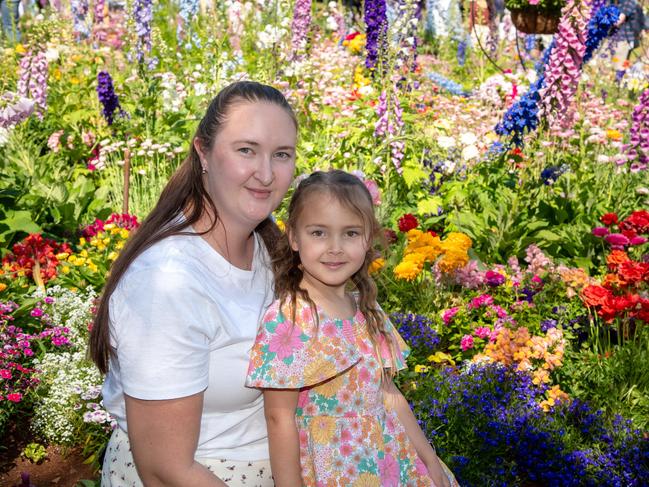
top-left (592, 226), bottom-right (609, 237)
top-left (442, 307), bottom-right (460, 325)
top-left (364, 179), bottom-right (382, 206)
top-left (528, 0), bottom-right (539, 4)
top-left (461, 334), bottom-right (474, 351)
top-left (469, 294), bottom-right (494, 309)
top-left (0, 369), bottom-right (11, 379)
top-left (630, 236), bottom-right (647, 246)
top-left (268, 320), bottom-right (304, 360)
top-left (474, 326), bottom-right (491, 339)
top-left (7, 393), bottom-right (22, 403)
top-left (379, 454), bottom-right (400, 486)
top-left (605, 233), bottom-right (630, 247)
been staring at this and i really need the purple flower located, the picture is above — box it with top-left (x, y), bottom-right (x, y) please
top-left (485, 270), bottom-right (506, 287)
top-left (133, 0), bottom-right (153, 65)
top-left (17, 51), bottom-right (48, 119)
top-left (364, 0), bottom-right (387, 70)
top-left (540, 319), bottom-right (558, 332)
top-left (630, 236), bottom-right (647, 246)
top-left (625, 88), bottom-right (649, 171)
top-left (0, 91), bottom-right (35, 128)
top-left (290, 0), bottom-right (311, 59)
top-left (592, 226), bottom-right (609, 237)
top-left (97, 71), bottom-right (122, 125)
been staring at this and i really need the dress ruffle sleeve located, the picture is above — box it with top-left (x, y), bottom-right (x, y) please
top-left (246, 299), bottom-right (361, 389)
top-left (378, 314), bottom-right (411, 371)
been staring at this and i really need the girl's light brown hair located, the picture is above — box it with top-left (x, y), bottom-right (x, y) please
top-left (90, 81), bottom-right (297, 374)
top-left (271, 170), bottom-right (399, 379)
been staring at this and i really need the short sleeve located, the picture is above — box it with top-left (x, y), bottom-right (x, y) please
top-left (110, 267), bottom-right (216, 400)
top-left (378, 314), bottom-right (411, 371)
top-left (246, 300), bottom-right (361, 389)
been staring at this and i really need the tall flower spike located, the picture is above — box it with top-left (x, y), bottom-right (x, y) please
top-left (133, 0), bottom-right (154, 65)
top-left (97, 71), bottom-right (122, 125)
top-left (624, 88), bottom-right (649, 172)
top-left (71, 0), bottom-right (91, 40)
top-left (364, 0), bottom-right (388, 70)
top-left (17, 51), bottom-right (48, 119)
top-left (538, 0), bottom-right (590, 130)
top-left (290, 0), bottom-right (311, 60)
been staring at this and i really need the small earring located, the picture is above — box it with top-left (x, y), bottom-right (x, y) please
top-left (201, 167), bottom-right (207, 174)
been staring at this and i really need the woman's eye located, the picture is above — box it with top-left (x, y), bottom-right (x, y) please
top-left (274, 151), bottom-right (291, 160)
top-left (238, 147), bottom-right (252, 155)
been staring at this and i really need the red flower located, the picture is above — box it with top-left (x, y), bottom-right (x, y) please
top-left (427, 229), bottom-right (438, 237)
top-left (2, 234), bottom-right (71, 283)
top-left (397, 214), bottom-right (419, 233)
top-left (7, 393), bottom-right (22, 403)
top-left (344, 32), bottom-right (360, 41)
top-left (582, 285), bottom-right (611, 307)
top-left (621, 210), bottom-right (649, 234)
top-left (618, 261), bottom-right (649, 285)
top-left (384, 229), bottom-right (398, 244)
top-left (600, 213), bottom-right (619, 226)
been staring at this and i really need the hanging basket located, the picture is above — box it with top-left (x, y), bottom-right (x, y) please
top-left (510, 8), bottom-right (561, 34)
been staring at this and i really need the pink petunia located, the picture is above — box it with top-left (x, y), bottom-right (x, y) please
top-left (7, 393), bottom-right (22, 403)
top-left (461, 334), bottom-right (475, 351)
top-left (442, 307), bottom-right (460, 325)
top-left (268, 321), bottom-right (304, 360)
top-left (474, 326), bottom-right (491, 339)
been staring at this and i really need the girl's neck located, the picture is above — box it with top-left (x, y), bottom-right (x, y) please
top-left (300, 280), bottom-right (356, 320)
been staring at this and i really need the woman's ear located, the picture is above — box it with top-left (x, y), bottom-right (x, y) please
top-left (193, 138), bottom-right (208, 170)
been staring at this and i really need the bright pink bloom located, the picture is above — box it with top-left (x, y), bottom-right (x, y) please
top-left (442, 307), bottom-right (460, 325)
top-left (592, 226), bottom-right (609, 237)
top-left (474, 326), bottom-right (491, 339)
top-left (605, 233), bottom-right (630, 246)
top-left (7, 393), bottom-right (22, 402)
top-left (0, 369), bottom-right (11, 379)
top-left (461, 334), bottom-right (475, 351)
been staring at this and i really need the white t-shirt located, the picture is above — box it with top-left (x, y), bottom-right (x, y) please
top-left (101, 230), bottom-right (274, 461)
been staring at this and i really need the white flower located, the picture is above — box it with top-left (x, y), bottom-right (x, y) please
top-left (462, 144), bottom-right (480, 161)
top-left (596, 154), bottom-right (610, 163)
top-left (0, 127), bottom-right (9, 146)
top-left (459, 132), bottom-right (478, 146)
top-left (437, 135), bottom-right (456, 149)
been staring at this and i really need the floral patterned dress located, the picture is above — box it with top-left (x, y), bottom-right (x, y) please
top-left (246, 297), bottom-right (457, 487)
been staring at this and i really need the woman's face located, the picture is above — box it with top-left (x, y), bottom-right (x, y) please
top-left (196, 101), bottom-right (297, 231)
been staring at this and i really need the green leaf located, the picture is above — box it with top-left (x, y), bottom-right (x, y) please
top-left (417, 196), bottom-right (443, 215)
top-left (535, 229), bottom-right (562, 242)
top-left (0, 210), bottom-right (41, 234)
top-left (401, 165), bottom-right (428, 188)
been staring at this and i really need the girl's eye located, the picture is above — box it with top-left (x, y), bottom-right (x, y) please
top-left (346, 230), bottom-right (360, 237)
top-left (310, 230), bottom-right (324, 237)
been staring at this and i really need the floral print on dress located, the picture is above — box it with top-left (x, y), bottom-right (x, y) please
top-left (247, 298), bottom-right (456, 486)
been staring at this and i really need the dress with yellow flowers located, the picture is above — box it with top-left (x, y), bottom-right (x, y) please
top-left (246, 297), bottom-right (456, 487)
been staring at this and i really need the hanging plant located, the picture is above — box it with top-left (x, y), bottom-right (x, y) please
top-left (506, 0), bottom-right (565, 33)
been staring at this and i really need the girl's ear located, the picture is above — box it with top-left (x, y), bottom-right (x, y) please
top-left (287, 228), bottom-right (299, 252)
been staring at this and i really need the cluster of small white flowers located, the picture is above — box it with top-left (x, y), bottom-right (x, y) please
top-left (476, 72), bottom-right (525, 108)
top-left (256, 24), bottom-right (288, 50)
top-left (158, 72), bottom-right (188, 113)
top-left (31, 286), bottom-right (96, 350)
top-left (32, 351), bottom-right (105, 444)
top-left (96, 137), bottom-right (185, 169)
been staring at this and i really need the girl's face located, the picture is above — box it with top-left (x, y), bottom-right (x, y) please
top-left (195, 101), bottom-right (297, 232)
top-left (289, 192), bottom-right (370, 294)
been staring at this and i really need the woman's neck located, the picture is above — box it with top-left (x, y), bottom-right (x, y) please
top-left (195, 213), bottom-right (256, 270)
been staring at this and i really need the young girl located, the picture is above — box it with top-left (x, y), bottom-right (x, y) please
top-left (246, 170), bottom-right (458, 486)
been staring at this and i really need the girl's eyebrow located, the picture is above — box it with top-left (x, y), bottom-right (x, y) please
top-left (304, 224), bottom-right (363, 229)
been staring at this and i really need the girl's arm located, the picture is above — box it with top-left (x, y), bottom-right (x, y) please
top-left (263, 389), bottom-right (302, 486)
top-left (384, 381), bottom-right (451, 487)
top-left (125, 392), bottom-right (228, 487)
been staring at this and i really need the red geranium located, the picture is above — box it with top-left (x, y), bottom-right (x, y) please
top-left (397, 213), bottom-right (419, 233)
top-left (582, 285), bottom-right (611, 307)
top-left (2, 234), bottom-right (71, 284)
top-left (618, 261), bottom-right (649, 284)
top-left (600, 213), bottom-right (619, 226)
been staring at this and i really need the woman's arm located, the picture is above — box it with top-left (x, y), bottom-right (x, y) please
top-left (125, 392), bottom-right (227, 487)
top-left (384, 381), bottom-right (451, 487)
top-left (263, 389), bottom-right (302, 486)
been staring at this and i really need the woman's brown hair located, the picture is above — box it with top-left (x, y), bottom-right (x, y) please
top-left (90, 81), bottom-right (298, 374)
top-left (272, 170), bottom-right (399, 378)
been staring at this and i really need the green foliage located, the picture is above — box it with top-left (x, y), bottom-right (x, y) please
top-left (505, 0), bottom-right (565, 15)
top-left (441, 149), bottom-right (646, 268)
top-left (21, 442), bottom-right (48, 463)
top-left (557, 327), bottom-right (649, 430)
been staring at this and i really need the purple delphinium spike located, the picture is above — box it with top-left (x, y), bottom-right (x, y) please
top-left (290, 0), bottom-right (311, 59)
top-left (97, 71), bottom-right (122, 125)
top-left (133, 0), bottom-right (153, 64)
top-left (364, 0), bottom-right (387, 70)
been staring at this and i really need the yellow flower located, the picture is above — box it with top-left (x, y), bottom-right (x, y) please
top-left (56, 252), bottom-right (69, 260)
top-left (0, 283), bottom-right (7, 292)
top-left (276, 220), bottom-right (285, 232)
top-left (394, 261), bottom-right (421, 281)
top-left (62, 265), bottom-right (71, 274)
top-left (108, 251), bottom-right (118, 261)
top-left (414, 364), bottom-right (429, 373)
top-left (119, 228), bottom-right (129, 239)
top-left (406, 229), bottom-right (423, 242)
top-left (70, 77), bottom-right (80, 85)
top-left (606, 129), bottom-right (622, 141)
top-left (304, 358), bottom-right (337, 385)
top-left (310, 416), bottom-right (337, 444)
top-left (427, 351), bottom-right (455, 365)
top-left (368, 258), bottom-right (385, 274)
top-left (315, 374), bottom-right (345, 397)
top-left (442, 232), bottom-right (472, 251)
top-left (438, 249), bottom-right (469, 273)
top-left (52, 67), bottom-right (62, 80)
top-left (15, 43), bottom-right (26, 54)
top-left (79, 237), bottom-right (86, 247)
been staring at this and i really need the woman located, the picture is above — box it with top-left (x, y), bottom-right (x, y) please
top-left (90, 81), bottom-right (298, 486)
